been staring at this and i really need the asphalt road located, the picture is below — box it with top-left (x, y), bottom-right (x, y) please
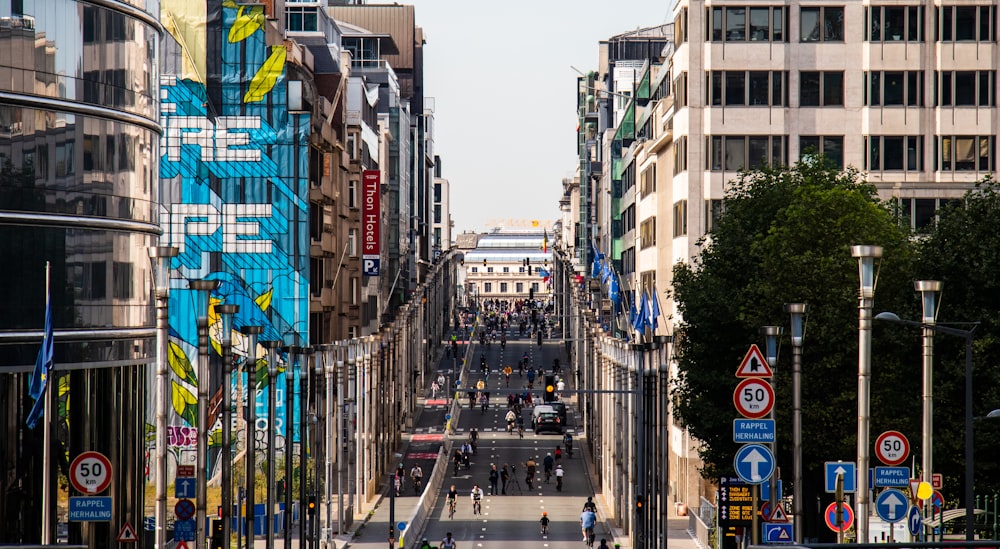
top-left (417, 335), bottom-right (613, 549)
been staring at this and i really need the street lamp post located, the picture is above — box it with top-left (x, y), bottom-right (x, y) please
top-left (784, 303), bottom-right (808, 543)
top-left (149, 246), bottom-right (178, 549)
top-left (189, 279), bottom-right (220, 549)
top-left (762, 326), bottom-right (782, 509)
top-left (241, 325), bottom-right (263, 549)
top-left (262, 340), bottom-right (282, 549)
top-left (217, 304), bottom-right (239, 548)
top-left (915, 280), bottom-right (942, 540)
top-left (851, 244), bottom-right (882, 544)
top-left (875, 308), bottom-right (978, 541)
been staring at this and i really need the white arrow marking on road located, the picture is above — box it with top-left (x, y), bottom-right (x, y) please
top-left (883, 492), bottom-right (906, 520)
top-left (742, 448), bottom-right (769, 481)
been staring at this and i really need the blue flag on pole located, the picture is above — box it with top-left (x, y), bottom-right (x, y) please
top-left (27, 269), bottom-right (54, 429)
top-left (633, 290), bottom-right (650, 333)
top-left (609, 274), bottom-right (621, 308)
top-left (629, 292), bottom-right (638, 328)
top-left (650, 286), bottom-right (662, 331)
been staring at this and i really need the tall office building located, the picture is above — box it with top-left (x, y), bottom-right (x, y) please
top-left (0, 0), bottom-right (161, 542)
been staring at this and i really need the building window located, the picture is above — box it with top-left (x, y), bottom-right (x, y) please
top-left (471, 267), bottom-right (478, 273)
top-left (516, 282), bottom-right (524, 293)
top-left (710, 6), bottom-right (786, 42)
top-left (640, 166), bottom-right (656, 198)
top-left (799, 136), bottom-right (844, 168)
top-left (705, 199), bottom-right (725, 233)
top-left (518, 267), bottom-right (525, 273)
top-left (674, 72), bottom-right (688, 107)
top-left (868, 6), bottom-right (924, 42)
top-left (937, 5), bottom-right (994, 42)
top-left (800, 7), bottom-right (844, 42)
top-left (113, 262), bottom-right (133, 299)
top-left (348, 180), bottom-right (357, 208)
top-left (484, 283), bottom-right (493, 293)
top-left (799, 72), bottom-right (844, 106)
top-left (500, 282), bottom-right (508, 293)
top-left (709, 71), bottom-right (787, 106)
top-left (936, 71), bottom-right (995, 106)
top-left (708, 135), bottom-right (788, 171)
top-left (674, 8), bottom-right (688, 45)
top-left (503, 267), bottom-right (510, 273)
top-left (434, 182), bottom-right (442, 203)
top-left (487, 267), bottom-right (494, 273)
top-left (286, 6), bottom-right (318, 32)
top-left (866, 135), bottom-right (924, 171)
top-left (351, 277), bottom-right (359, 305)
top-left (674, 136), bottom-right (688, 174)
top-left (348, 229), bottom-right (358, 256)
top-left (936, 135), bottom-right (994, 171)
top-left (640, 217), bottom-right (657, 249)
top-left (673, 201), bottom-right (688, 238)
top-left (865, 71), bottom-right (924, 106)
top-left (532, 282), bottom-right (540, 292)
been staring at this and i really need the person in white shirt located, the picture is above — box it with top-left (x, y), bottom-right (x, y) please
top-left (470, 484), bottom-right (485, 515)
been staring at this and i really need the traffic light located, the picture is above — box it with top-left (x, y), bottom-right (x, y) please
top-left (544, 375), bottom-right (555, 402)
top-left (307, 495), bottom-right (317, 515)
top-left (483, 259), bottom-right (487, 267)
top-left (636, 494), bottom-right (644, 512)
top-left (529, 287), bottom-right (534, 300)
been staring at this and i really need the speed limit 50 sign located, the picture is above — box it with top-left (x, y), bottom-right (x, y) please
top-left (733, 378), bottom-right (774, 419)
top-left (875, 431), bottom-right (910, 466)
top-left (70, 451), bottom-right (113, 494)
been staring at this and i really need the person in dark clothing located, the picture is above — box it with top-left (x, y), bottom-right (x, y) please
top-left (488, 464), bottom-right (499, 495)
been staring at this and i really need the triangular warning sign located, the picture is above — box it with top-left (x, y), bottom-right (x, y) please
top-left (769, 505), bottom-right (789, 522)
top-left (117, 521), bottom-right (137, 543)
top-left (736, 344), bottom-right (773, 378)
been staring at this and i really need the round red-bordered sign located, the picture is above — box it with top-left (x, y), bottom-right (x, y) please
top-left (875, 430), bottom-right (910, 466)
top-left (69, 451), bottom-right (113, 494)
top-left (825, 502), bottom-right (854, 532)
top-left (733, 378), bottom-right (775, 419)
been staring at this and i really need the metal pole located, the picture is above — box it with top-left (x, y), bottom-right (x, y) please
top-left (190, 279), bottom-right (220, 549)
top-left (916, 280), bottom-right (941, 541)
top-left (785, 303), bottom-right (808, 543)
top-left (336, 345), bottom-right (345, 534)
top-left (149, 246), bottom-right (177, 549)
top-left (242, 327), bottom-right (263, 549)
top-left (285, 347), bottom-right (298, 549)
top-left (217, 304), bottom-right (239, 549)
top-left (324, 346), bottom-right (334, 548)
top-left (851, 244), bottom-right (882, 544)
top-left (762, 326), bottom-right (782, 512)
top-left (964, 331), bottom-right (974, 541)
top-left (631, 342), bottom-right (645, 549)
top-left (313, 349), bottom-right (323, 547)
top-left (263, 340), bottom-right (281, 549)
top-left (300, 348), bottom-right (313, 549)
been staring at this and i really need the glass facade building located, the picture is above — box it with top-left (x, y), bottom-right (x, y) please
top-left (0, 0), bottom-right (161, 542)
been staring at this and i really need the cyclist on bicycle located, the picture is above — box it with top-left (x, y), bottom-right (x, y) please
top-left (597, 539), bottom-right (611, 549)
top-left (446, 484), bottom-right (459, 517)
top-left (540, 511), bottom-right (550, 535)
top-left (580, 508), bottom-right (597, 545)
top-left (582, 496), bottom-right (597, 513)
top-left (543, 453), bottom-right (554, 483)
top-left (470, 484), bottom-right (484, 515)
top-left (441, 532), bottom-right (457, 549)
top-left (564, 433), bottom-right (574, 458)
top-left (410, 464), bottom-right (423, 493)
top-left (505, 409), bottom-right (516, 432)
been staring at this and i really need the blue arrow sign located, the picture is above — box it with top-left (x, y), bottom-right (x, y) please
top-left (876, 489), bottom-right (909, 523)
top-left (908, 505), bottom-right (923, 536)
top-left (175, 477), bottom-right (196, 498)
top-left (734, 444), bottom-right (774, 484)
top-left (824, 461), bottom-right (857, 493)
top-left (874, 467), bottom-right (910, 487)
top-left (763, 523), bottom-right (794, 543)
top-left (733, 419), bottom-right (776, 443)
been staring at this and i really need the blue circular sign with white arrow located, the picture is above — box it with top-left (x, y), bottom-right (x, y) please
top-left (733, 443), bottom-right (775, 484)
top-left (876, 488), bottom-right (908, 523)
top-left (908, 505), bottom-right (923, 536)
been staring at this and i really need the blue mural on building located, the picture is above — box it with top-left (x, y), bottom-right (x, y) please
top-left (157, 2), bottom-right (309, 466)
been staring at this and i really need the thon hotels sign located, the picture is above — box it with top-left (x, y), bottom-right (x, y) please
top-left (362, 170), bottom-right (381, 276)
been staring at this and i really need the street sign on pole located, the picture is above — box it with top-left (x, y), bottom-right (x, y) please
top-left (907, 505), bottom-right (923, 536)
top-left (174, 519), bottom-right (196, 541)
top-left (733, 419), bottom-right (775, 443)
top-left (874, 431), bottom-right (910, 466)
top-left (824, 502), bottom-right (854, 532)
top-left (733, 444), bottom-right (775, 484)
top-left (175, 477), bottom-right (196, 498)
top-left (69, 451), bottom-right (113, 494)
top-left (763, 523), bottom-right (794, 543)
top-left (733, 379), bottom-right (774, 419)
top-left (875, 489), bottom-right (908, 523)
top-left (824, 462), bottom-right (857, 493)
top-left (874, 467), bottom-right (910, 487)
top-left (68, 497), bottom-right (113, 522)
top-left (117, 522), bottom-right (138, 543)
top-left (736, 345), bottom-right (773, 378)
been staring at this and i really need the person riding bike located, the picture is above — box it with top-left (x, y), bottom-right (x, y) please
top-left (563, 433), bottom-right (574, 458)
top-left (446, 484), bottom-right (459, 517)
top-left (441, 532), bottom-right (457, 549)
top-left (580, 508), bottom-right (597, 545)
top-left (539, 511), bottom-right (550, 535)
top-left (410, 464), bottom-right (423, 493)
top-left (555, 463), bottom-right (565, 491)
top-left (505, 409), bottom-right (516, 432)
top-left (470, 484), bottom-right (484, 515)
top-left (543, 453), bottom-right (554, 483)
top-left (582, 496), bottom-right (597, 513)
top-left (597, 539), bottom-right (611, 549)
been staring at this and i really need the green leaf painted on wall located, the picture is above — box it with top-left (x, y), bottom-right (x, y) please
top-left (171, 380), bottom-right (198, 426)
top-left (168, 340), bottom-right (198, 385)
top-left (244, 45), bottom-right (286, 103)
top-left (229, 5), bottom-right (264, 43)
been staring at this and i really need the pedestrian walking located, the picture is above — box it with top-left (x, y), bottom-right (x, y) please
top-left (500, 464), bottom-right (510, 494)
top-left (488, 464), bottom-right (499, 495)
top-left (431, 380), bottom-right (440, 399)
top-left (525, 458), bottom-right (537, 490)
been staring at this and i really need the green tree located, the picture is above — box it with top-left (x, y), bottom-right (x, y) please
top-left (914, 178), bottom-right (1000, 497)
top-left (671, 159), bottom-right (919, 539)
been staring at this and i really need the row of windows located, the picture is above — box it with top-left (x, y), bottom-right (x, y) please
top-left (469, 266), bottom-right (538, 273)
top-left (705, 5), bottom-right (996, 43)
top-left (478, 282), bottom-right (541, 293)
top-left (702, 70), bottom-right (995, 107)
top-left (697, 134), bottom-right (993, 172)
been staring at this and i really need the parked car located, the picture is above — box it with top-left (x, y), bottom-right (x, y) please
top-left (534, 412), bottom-right (563, 434)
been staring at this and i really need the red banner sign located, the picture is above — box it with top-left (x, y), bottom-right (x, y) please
top-left (362, 170), bottom-right (381, 276)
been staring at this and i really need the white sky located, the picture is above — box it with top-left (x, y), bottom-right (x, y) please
top-left (409, 1), bottom-right (671, 234)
